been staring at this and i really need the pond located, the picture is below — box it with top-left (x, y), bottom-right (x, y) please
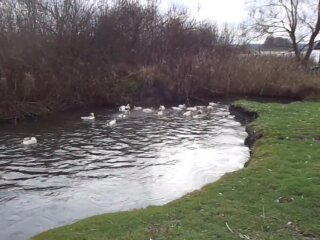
top-left (0, 104), bottom-right (249, 240)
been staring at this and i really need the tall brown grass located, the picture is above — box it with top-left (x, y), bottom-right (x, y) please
top-left (137, 54), bottom-right (320, 101)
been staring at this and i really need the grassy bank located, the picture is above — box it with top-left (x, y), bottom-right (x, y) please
top-left (33, 101), bottom-right (320, 240)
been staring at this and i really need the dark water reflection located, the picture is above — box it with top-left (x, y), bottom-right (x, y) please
top-left (0, 104), bottom-right (249, 240)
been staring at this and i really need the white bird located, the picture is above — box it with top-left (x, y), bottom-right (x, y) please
top-left (178, 104), bottom-right (186, 109)
top-left (22, 137), bottom-right (37, 145)
top-left (81, 113), bottom-right (95, 120)
top-left (108, 119), bottom-right (117, 126)
top-left (125, 104), bottom-right (130, 110)
top-left (133, 106), bottom-right (143, 110)
top-left (172, 107), bottom-right (182, 111)
top-left (119, 105), bottom-right (126, 112)
top-left (209, 102), bottom-right (217, 106)
top-left (215, 111), bottom-right (227, 116)
top-left (143, 108), bottom-right (153, 113)
top-left (183, 111), bottom-right (192, 116)
top-left (193, 109), bottom-right (205, 119)
top-left (186, 107), bottom-right (197, 111)
top-left (159, 105), bottom-right (165, 111)
top-left (157, 111), bottom-right (163, 116)
top-left (195, 105), bottom-right (205, 109)
top-left (193, 114), bottom-right (203, 119)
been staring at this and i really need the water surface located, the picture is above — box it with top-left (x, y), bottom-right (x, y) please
top-left (0, 104), bottom-right (249, 240)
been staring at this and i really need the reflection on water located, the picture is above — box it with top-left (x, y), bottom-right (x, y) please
top-left (0, 104), bottom-right (249, 240)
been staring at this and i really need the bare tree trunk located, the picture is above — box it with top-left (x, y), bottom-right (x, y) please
top-left (290, 32), bottom-right (300, 60)
top-left (304, 0), bottom-right (320, 62)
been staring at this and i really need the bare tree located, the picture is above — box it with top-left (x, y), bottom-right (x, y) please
top-left (245, 0), bottom-right (320, 62)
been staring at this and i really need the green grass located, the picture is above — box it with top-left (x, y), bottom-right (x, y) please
top-left (33, 101), bottom-right (320, 240)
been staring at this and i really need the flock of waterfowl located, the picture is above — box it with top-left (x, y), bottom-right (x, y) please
top-left (22, 102), bottom-right (221, 146)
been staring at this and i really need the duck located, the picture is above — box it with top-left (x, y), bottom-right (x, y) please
top-left (108, 119), bottom-right (117, 126)
top-left (143, 108), bottom-right (153, 113)
top-left (195, 105), bottom-right (205, 109)
top-left (133, 106), bottom-right (143, 110)
top-left (193, 114), bottom-right (203, 119)
top-left (186, 107), bottom-right (197, 111)
top-left (215, 111), bottom-right (227, 116)
top-left (119, 105), bottom-right (126, 112)
top-left (159, 105), bottom-right (165, 111)
top-left (183, 111), bottom-right (192, 116)
top-left (172, 106), bottom-right (182, 111)
top-left (23, 137), bottom-right (37, 145)
top-left (125, 104), bottom-right (130, 110)
top-left (157, 111), bottom-right (164, 116)
top-left (81, 113), bottom-right (95, 120)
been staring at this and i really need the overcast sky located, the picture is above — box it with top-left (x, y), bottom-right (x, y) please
top-left (160, 0), bottom-right (247, 23)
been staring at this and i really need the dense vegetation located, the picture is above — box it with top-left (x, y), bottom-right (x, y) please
top-left (0, 0), bottom-right (320, 122)
top-left (33, 101), bottom-right (320, 240)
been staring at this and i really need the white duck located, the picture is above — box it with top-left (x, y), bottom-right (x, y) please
top-left (193, 114), bottom-right (203, 119)
top-left (183, 111), bottom-right (192, 116)
top-left (119, 105), bottom-right (126, 112)
top-left (172, 106), bottom-right (182, 111)
top-left (209, 102), bottom-right (217, 106)
top-left (133, 106), bottom-right (143, 110)
top-left (159, 105), bottom-right (165, 111)
top-left (193, 109), bottom-right (205, 118)
top-left (195, 105), bottom-right (205, 109)
top-left (143, 108), bottom-right (153, 113)
top-left (186, 107), bottom-right (197, 111)
top-left (125, 104), bottom-right (130, 110)
top-left (108, 119), bottom-right (117, 126)
top-left (81, 113), bottom-right (95, 120)
top-left (23, 137), bottom-right (37, 145)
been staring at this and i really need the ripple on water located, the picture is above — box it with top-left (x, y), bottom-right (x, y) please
top-left (0, 104), bottom-right (249, 240)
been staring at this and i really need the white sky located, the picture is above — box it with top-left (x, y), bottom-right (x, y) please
top-left (160, 0), bottom-right (247, 23)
